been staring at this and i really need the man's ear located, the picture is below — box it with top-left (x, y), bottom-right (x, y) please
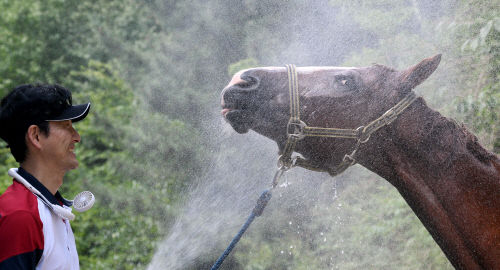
top-left (399, 54), bottom-right (441, 91)
top-left (26, 125), bottom-right (43, 150)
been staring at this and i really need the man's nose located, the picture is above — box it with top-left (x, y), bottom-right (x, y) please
top-left (72, 127), bottom-right (81, 143)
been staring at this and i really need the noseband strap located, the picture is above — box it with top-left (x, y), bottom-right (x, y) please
top-left (280, 64), bottom-right (418, 176)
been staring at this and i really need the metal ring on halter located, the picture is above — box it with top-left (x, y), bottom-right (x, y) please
top-left (342, 154), bottom-right (357, 166)
top-left (277, 155), bottom-right (286, 168)
top-left (277, 155), bottom-right (295, 170)
top-left (355, 126), bottom-right (371, 143)
top-left (286, 120), bottom-right (306, 140)
top-left (272, 168), bottom-right (285, 188)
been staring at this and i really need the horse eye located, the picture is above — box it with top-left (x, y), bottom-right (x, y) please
top-left (335, 75), bottom-right (350, 86)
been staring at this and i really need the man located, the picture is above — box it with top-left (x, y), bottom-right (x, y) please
top-left (0, 84), bottom-right (90, 269)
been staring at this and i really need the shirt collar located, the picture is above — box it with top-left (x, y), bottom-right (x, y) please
top-left (17, 167), bottom-right (72, 207)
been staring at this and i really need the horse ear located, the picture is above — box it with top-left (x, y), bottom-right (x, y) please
top-left (399, 54), bottom-right (441, 91)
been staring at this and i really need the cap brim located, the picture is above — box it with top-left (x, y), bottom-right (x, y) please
top-left (46, 103), bottom-right (91, 123)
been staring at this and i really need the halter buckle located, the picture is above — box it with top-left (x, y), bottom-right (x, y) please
top-left (382, 108), bottom-right (398, 125)
top-left (342, 154), bottom-right (357, 166)
top-left (287, 120), bottom-right (306, 140)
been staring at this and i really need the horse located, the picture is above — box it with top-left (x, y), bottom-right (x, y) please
top-left (220, 54), bottom-right (500, 269)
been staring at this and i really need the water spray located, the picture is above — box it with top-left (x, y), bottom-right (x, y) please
top-left (212, 62), bottom-right (418, 268)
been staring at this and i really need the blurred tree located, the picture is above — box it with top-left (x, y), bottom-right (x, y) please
top-left (449, 1), bottom-right (499, 153)
top-left (0, 0), bottom-right (207, 269)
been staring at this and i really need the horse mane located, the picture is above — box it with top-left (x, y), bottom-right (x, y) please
top-left (462, 123), bottom-right (498, 163)
top-left (372, 64), bottom-right (396, 73)
top-left (417, 101), bottom-right (498, 170)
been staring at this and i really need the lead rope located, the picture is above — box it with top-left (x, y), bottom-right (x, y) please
top-left (211, 165), bottom-right (287, 270)
top-left (212, 64), bottom-right (417, 269)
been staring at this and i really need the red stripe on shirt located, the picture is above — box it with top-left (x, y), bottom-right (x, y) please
top-left (0, 181), bottom-right (44, 263)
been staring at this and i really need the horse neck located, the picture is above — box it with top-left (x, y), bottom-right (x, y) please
top-left (357, 98), bottom-right (500, 269)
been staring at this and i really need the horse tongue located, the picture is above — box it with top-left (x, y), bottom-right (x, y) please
top-left (221, 108), bottom-right (231, 117)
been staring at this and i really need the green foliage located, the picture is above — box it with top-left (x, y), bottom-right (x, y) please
top-left (450, 9), bottom-right (500, 151)
top-left (329, 0), bottom-right (415, 36)
top-left (335, 0), bottom-right (499, 152)
top-left (228, 58), bottom-right (259, 77)
top-left (0, 146), bottom-right (17, 192)
top-left (60, 61), bottom-right (161, 269)
top-left (73, 201), bottom-right (158, 269)
top-left (0, 0), bottom-right (158, 92)
top-left (0, 1), bottom-right (208, 268)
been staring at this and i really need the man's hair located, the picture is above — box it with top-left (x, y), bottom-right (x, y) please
top-left (0, 84), bottom-right (74, 162)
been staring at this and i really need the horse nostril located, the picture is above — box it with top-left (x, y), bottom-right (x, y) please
top-left (221, 71), bottom-right (261, 109)
top-left (239, 74), bottom-right (259, 89)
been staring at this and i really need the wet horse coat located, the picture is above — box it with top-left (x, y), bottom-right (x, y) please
top-left (220, 55), bottom-right (500, 269)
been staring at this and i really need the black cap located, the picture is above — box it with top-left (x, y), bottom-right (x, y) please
top-left (0, 84), bottom-right (91, 145)
top-left (45, 102), bottom-right (91, 123)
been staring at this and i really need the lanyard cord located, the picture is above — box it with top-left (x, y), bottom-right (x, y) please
top-left (8, 168), bottom-right (75, 220)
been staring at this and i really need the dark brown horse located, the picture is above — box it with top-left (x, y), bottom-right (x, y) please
top-left (220, 55), bottom-right (500, 269)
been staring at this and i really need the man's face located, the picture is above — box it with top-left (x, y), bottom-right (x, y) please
top-left (40, 120), bottom-right (81, 172)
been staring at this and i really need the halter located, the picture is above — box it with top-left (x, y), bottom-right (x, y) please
top-left (278, 64), bottom-right (418, 176)
top-left (212, 64), bottom-right (419, 270)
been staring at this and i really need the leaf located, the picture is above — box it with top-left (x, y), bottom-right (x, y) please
top-left (494, 17), bottom-right (500, 32)
top-left (479, 20), bottom-right (493, 44)
top-left (470, 37), bottom-right (479, 51)
top-left (461, 39), bottom-right (470, 52)
top-left (228, 58), bottom-right (258, 77)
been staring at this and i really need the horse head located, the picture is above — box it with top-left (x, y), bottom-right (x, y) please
top-left (220, 54), bottom-right (500, 269)
top-left (221, 55), bottom-right (442, 172)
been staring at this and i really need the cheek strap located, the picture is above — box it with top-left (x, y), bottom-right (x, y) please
top-left (280, 64), bottom-right (418, 176)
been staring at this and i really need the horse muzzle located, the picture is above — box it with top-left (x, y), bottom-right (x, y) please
top-left (221, 71), bottom-right (261, 133)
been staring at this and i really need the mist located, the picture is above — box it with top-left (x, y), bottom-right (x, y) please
top-left (143, 0), bottom-right (462, 269)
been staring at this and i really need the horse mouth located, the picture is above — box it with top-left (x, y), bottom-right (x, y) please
top-left (221, 105), bottom-right (254, 134)
top-left (221, 71), bottom-right (263, 134)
